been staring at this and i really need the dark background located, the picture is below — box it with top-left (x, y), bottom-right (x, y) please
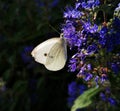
top-left (0, 0), bottom-right (75, 111)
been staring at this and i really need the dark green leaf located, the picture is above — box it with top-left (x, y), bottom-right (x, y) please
top-left (71, 87), bottom-right (101, 111)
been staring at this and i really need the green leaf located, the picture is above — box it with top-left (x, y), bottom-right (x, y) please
top-left (71, 87), bottom-right (101, 111)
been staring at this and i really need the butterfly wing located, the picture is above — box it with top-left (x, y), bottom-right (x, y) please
top-left (31, 38), bottom-right (61, 64)
top-left (45, 38), bottom-right (67, 71)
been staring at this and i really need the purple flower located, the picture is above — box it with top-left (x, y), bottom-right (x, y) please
top-left (75, 38), bottom-right (83, 47)
top-left (75, 31), bottom-right (87, 48)
top-left (64, 7), bottom-right (83, 19)
top-left (62, 20), bottom-right (79, 48)
top-left (68, 58), bottom-right (77, 72)
top-left (106, 34), bottom-right (114, 52)
top-left (87, 64), bottom-right (92, 71)
top-left (77, 0), bottom-right (100, 9)
top-left (63, 20), bottom-right (76, 38)
top-left (105, 20), bottom-right (120, 51)
top-left (84, 73), bottom-right (93, 81)
top-left (100, 91), bottom-right (117, 106)
top-left (113, 17), bottom-right (120, 31)
top-left (100, 92), bottom-right (107, 101)
top-left (78, 85), bottom-right (86, 94)
top-left (67, 96), bottom-right (76, 107)
top-left (67, 81), bottom-right (86, 107)
top-left (68, 81), bottom-right (78, 96)
top-left (62, 1), bottom-right (120, 109)
top-left (105, 87), bottom-right (111, 94)
top-left (115, 32), bottom-right (120, 45)
top-left (100, 74), bottom-right (108, 83)
top-left (111, 63), bottom-right (119, 74)
top-left (75, 2), bottom-right (81, 9)
top-left (81, 2), bottom-right (87, 9)
top-left (99, 26), bottom-right (108, 46)
top-left (94, 76), bottom-right (99, 85)
top-left (100, 26), bottom-right (108, 38)
top-left (68, 81), bottom-right (86, 96)
top-left (86, 44), bottom-right (97, 55)
top-left (83, 22), bottom-right (98, 34)
top-left (108, 98), bottom-right (117, 106)
top-left (87, 0), bottom-right (100, 8)
top-left (79, 64), bottom-right (86, 74)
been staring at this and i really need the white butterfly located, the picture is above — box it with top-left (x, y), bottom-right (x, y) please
top-left (31, 34), bottom-right (67, 71)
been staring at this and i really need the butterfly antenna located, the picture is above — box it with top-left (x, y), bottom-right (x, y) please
top-left (49, 24), bottom-right (61, 34)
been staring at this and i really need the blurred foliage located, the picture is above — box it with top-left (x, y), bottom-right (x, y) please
top-left (0, 0), bottom-right (74, 111)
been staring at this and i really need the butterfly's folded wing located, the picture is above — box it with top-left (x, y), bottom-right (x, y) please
top-left (31, 38), bottom-right (60, 64)
top-left (45, 39), bottom-right (67, 71)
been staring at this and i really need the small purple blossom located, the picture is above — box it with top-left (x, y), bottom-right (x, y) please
top-left (75, 0), bottom-right (100, 9)
top-left (100, 91), bottom-right (117, 106)
top-left (62, 20), bottom-right (79, 48)
top-left (100, 92), bottom-right (106, 101)
top-left (67, 97), bottom-right (76, 107)
top-left (99, 26), bottom-right (108, 38)
top-left (84, 73), bottom-right (93, 81)
top-left (87, 64), bottom-right (92, 71)
top-left (68, 58), bottom-right (77, 72)
top-left (64, 7), bottom-right (83, 19)
top-left (113, 17), bottom-right (120, 31)
top-left (100, 74), bottom-right (108, 83)
top-left (98, 26), bottom-right (108, 47)
top-left (75, 38), bottom-right (83, 47)
top-left (111, 63), bottom-right (119, 74)
top-left (87, 0), bottom-right (100, 9)
top-left (83, 22), bottom-right (98, 33)
top-left (67, 81), bottom-right (86, 107)
top-left (63, 20), bottom-right (76, 39)
top-left (94, 76), bottom-right (99, 86)
top-left (75, 2), bottom-right (81, 9)
top-left (86, 44), bottom-right (97, 55)
top-left (108, 97), bottom-right (117, 106)
top-left (105, 87), bottom-right (111, 94)
top-left (68, 81), bottom-right (78, 96)
top-left (79, 64), bottom-right (86, 74)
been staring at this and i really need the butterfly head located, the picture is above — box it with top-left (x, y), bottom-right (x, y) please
top-left (60, 33), bottom-right (64, 38)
